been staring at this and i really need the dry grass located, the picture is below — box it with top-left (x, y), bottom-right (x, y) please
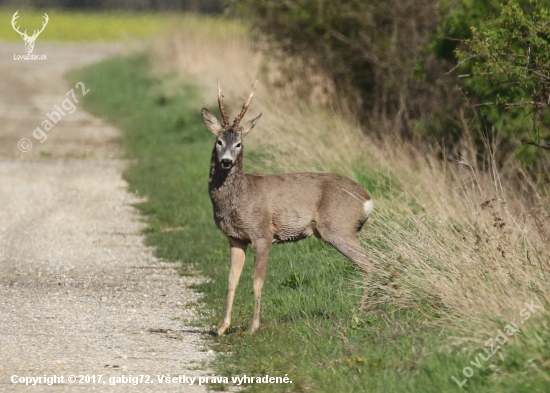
top-left (363, 143), bottom-right (550, 333)
top-left (150, 19), bottom-right (550, 348)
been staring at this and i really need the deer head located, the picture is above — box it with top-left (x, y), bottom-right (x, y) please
top-left (202, 80), bottom-right (262, 170)
top-left (11, 11), bottom-right (49, 54)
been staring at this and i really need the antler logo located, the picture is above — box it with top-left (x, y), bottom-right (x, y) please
top-left (11, 11), bottom-right (49, 54)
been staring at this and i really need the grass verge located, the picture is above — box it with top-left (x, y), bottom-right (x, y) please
top-left (74, 54), bottom-right (550, 393)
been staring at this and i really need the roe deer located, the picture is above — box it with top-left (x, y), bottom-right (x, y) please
top-left (202, 81), bottom-right (374, 335)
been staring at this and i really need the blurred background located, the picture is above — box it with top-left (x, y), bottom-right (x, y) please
top-left (0, 0), bottom-right (225, 13)
top-left (2, 0), bottom-right (548, 176)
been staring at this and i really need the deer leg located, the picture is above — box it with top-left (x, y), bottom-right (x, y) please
top-left (322, 234), bottom-right (373, 275)
top-left (217, 238), bottom-right (248, 335)
top-left (320, 231), bottom-right (378, 309)
top-left (251, 238), bottom-right (271, 333)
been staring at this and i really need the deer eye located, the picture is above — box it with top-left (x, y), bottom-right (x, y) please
top-left (217, 140), bottom-right (222, 146)
top-left (235, 143), bottom-right (241, 148)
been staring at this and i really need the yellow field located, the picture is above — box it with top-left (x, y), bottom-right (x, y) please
top-left (0, 8), bottom-right (245, 42)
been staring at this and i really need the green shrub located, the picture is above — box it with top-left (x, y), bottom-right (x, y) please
top-left (457, 1), bottom-right (550, 166)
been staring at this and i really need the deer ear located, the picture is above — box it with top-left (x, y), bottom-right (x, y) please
top-left (202, 108), bottom-right (222, 135)
top-left (241, 113), bottom-right (262, 136)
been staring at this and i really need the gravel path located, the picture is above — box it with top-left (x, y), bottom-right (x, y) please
top-left (0, 43), bottom-right (213, 392)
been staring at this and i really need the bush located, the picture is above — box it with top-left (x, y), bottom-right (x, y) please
top-left (435, 0), bottom-right (550, 173)
top-left (235, 0), bottom-right (550, 176)
top-left (455, 0), bottom-right (550, 166)
top-left (234, 0), bottom-right (455, 136)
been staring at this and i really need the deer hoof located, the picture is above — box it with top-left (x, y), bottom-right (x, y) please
top-left (217, 324), bottom-right (230, 336)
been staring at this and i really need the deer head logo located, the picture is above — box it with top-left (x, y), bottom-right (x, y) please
top-left (11, 11), bottom-right (49, 54)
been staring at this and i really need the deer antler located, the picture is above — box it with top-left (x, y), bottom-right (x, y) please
top-left (11, 11), bottom-right (27, 38)
top-left (232, 80), bottom-right (258, 129)
top-left (31, 13), bottom-right (49, 39)
top-left (218, 79), bottom-right (230, 128)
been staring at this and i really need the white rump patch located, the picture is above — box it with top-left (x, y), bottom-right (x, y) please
top-left (363, 199), bottom-right (374, 217)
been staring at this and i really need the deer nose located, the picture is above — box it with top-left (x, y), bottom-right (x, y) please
top-left (221, 159), bottom-right (233, 168)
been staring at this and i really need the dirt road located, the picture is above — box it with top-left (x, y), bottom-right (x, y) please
top-left (0, 42), bottom-right (212, 392)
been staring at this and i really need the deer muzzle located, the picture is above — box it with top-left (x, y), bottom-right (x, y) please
top-left (220, 159), bottom-right (233, 169)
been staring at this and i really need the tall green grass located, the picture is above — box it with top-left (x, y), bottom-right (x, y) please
top-left (75, 54), bottom-right (550, 393)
